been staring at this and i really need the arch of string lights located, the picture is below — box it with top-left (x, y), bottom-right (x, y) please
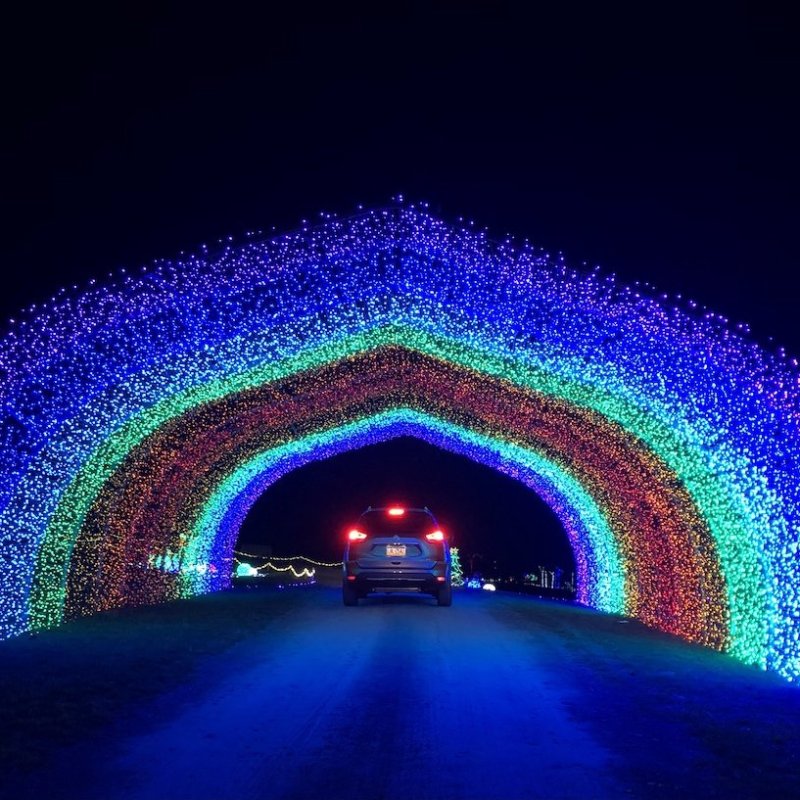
top-left (0, 203), bottom-right (798, 682)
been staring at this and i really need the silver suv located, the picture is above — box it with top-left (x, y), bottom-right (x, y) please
top-left (342, 506), bottom-right (452, 606)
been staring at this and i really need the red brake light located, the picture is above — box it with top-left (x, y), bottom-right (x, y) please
top-left (348, 529), bottom-right (367, 541)
top-left (387, 507), bottom-right (405, 516)
top-left (426, 530), bottom-right (445, 542)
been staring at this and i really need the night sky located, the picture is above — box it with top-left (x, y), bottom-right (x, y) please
top-left (2, 4), bottom-right (797, 574)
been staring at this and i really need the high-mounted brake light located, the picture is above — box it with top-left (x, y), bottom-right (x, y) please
top-left (387, 507), bottom-right (405, 516)
top-left (426, 530), bottom-right (445, 542)
top-left (348, 529), bottom-right (367, 541)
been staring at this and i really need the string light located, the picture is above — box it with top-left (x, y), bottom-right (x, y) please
top-left (233, 558), bottom-right (315, 579)
top-left (233, 552), bottom-right (343, 568)
top-left (0, 204), bottom-right (796, 683)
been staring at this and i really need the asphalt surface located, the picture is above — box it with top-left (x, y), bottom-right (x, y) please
top-left (3, 587), bottom-right (799, 799)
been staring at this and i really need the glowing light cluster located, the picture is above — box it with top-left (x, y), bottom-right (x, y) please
top-left (233, 559), bottom-right (315, 579)
top-left (0, 204), bottom-right (798, 682)
top-left (234, 552), bottom-right (342, 568)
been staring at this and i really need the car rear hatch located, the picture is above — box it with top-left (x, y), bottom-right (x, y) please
top-left (351, 536), bottom-right (439, 571)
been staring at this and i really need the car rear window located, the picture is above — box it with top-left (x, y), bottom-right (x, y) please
top-left (358, 509), bottom-right (437, 536)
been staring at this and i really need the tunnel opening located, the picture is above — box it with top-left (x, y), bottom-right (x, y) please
top-left (235, 436), bottom-right (577, 593)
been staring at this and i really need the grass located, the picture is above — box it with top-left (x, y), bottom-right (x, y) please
top-left (0, 584), bottom-right (309, 772)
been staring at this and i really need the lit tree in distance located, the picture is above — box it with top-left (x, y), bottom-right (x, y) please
top-left (450, 547), bottom-right (464, 587)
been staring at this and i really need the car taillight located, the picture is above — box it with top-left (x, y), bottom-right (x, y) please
top-left (426, 530), bottom-right (444, 542)
top-left (348, 529), bottom-right (367, 541)
top-left (387, 507), bottom-right (405, 516)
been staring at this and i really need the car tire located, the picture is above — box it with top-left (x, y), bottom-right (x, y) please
top-left (437, 583), bottom-right (452, 607)
top-left (342, 582), bottom-right (359, 606)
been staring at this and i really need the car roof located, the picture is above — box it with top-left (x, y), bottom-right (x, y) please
top-left (357, 506), bottom-right (439, 534)
top-left (360, 506), bottom-right (434, 515)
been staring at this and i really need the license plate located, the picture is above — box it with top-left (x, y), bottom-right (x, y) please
top-left (386, 545), bottom-right (406, 557)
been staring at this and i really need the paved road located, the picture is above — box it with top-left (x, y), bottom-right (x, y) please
top-left (4, 588), bottom-right (799, 799)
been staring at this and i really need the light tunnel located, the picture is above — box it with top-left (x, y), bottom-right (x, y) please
top-left (0, 206), bottom-right (798, 682)
top-left (75, 407), bottom-right (625, 611)
top-left (184, 409), bottom-right (625, 611)
top-left (53, 343), bottom-right (723, 649)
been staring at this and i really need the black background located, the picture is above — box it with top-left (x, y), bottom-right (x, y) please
top-left (2, 3), bottom-right (797, 575)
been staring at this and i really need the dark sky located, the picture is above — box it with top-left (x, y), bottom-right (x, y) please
top-left (2, 3), bottom-right (797, 573)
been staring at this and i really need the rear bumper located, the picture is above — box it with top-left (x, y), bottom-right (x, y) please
top-left (344, 563), bottom-right (449, 594)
